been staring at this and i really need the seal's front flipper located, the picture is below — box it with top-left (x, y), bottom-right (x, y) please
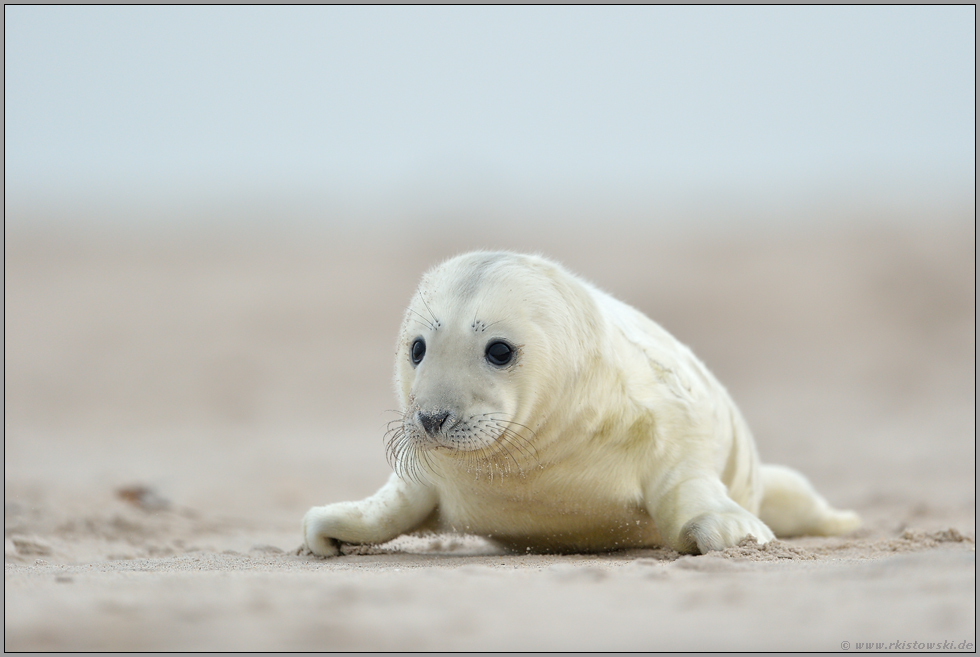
top-left (302, 473), bottom-right (438, 557)
top-left (645, 475), bottom-right (775, 554)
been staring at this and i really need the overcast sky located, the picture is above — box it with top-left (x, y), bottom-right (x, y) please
top-left (4, 6), bottom-right (975, 225)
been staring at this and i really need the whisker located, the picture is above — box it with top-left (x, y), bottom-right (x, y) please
top-left (411, 317), bottom-right (434, 332)
top-left (417, 291), bottom-right (440, 327)
top-left (484, 413), bottom-right (539, 439)
top-left (407, 307), bottom-right (435, 331)
top-left (480, 414), bottom-right (539, 466)
top-left (477, 425), bottom-right (524, 476)
top-left (493, 425), bottom-right (536, 464)
top-left (385, 409), bottom-right (539, 485)
top-left (418, 446), bottom-right (438, 484)
top-left (494, 432), bottom-right (528, 477)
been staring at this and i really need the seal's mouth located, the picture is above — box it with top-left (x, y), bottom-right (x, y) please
top-left (384, 411), bottom-right (540, 482)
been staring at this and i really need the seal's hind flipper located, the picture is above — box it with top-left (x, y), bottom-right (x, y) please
top-left (758, 464), bottom-right (861, 537)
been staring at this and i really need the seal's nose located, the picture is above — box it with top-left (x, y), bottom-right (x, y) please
top-left (418, 410), bottom-right (451, 437)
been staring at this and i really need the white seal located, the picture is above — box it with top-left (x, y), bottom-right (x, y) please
top-left (303, 251), bottom-right (860, 555)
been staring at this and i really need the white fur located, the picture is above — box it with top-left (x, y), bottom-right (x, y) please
top-left (303, 251), bottom-right (860, 555)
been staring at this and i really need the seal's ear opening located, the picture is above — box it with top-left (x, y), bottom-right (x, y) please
top-left (485, 340), bottom-right (515, 367)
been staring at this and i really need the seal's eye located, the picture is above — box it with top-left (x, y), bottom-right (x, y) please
top-left (411, 338), bottom-right (426, 365)
top-left (485, 340), bottom-right (514, 367)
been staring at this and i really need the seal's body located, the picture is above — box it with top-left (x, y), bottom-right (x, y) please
top-left (303, 252), bottom-right (859, 555)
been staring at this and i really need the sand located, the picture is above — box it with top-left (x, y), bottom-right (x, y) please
top-left (4, 213), bottom-right (976, 651)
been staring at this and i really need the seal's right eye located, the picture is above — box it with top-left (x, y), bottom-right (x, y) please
top-left (411, 338), bottom-right (426, 365)
top-left (485, 340), bottom-right (514, 367)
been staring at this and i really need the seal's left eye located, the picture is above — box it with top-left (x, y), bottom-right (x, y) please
top-left (411, 338), bottom-right (426, 365)
top-left (485, 340), bottom-right (514, 367)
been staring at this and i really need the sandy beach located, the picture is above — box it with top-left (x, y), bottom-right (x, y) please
top-left (4, 213), bottom-right (975, 651)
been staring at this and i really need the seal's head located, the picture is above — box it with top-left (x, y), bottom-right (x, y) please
top-left (388, 251), bottom-right (600, 479)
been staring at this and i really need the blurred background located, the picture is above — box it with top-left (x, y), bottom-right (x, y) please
top-left (4, 6), bottom-right (974, 229)
top-left (4, 7), bottom-right (975, 543)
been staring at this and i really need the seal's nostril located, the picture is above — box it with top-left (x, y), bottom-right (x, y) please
top-left (419, 410), bottom-right (451, 436)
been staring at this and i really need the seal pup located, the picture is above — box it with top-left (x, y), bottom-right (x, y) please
top-left (303, 251), bottom-right (860, 555)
